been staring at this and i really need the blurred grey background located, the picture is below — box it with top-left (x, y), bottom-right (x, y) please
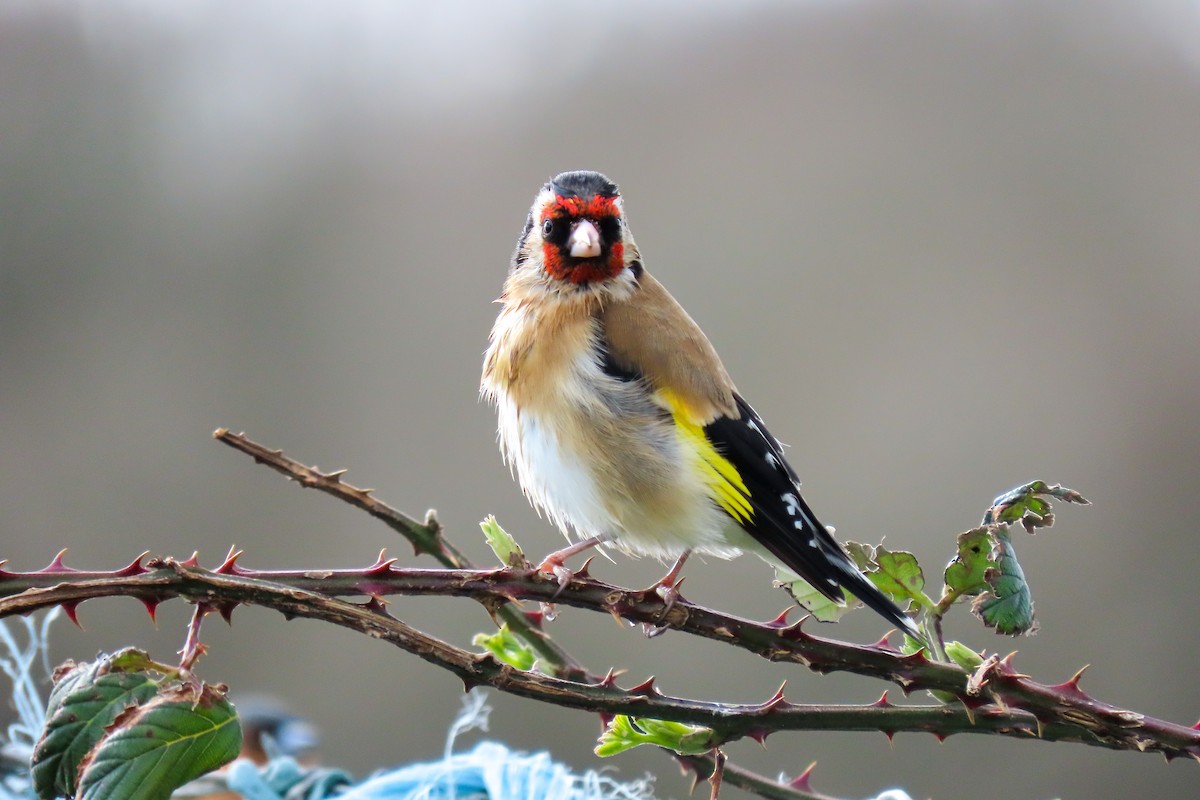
top-left (2, 1), bottom-right (1198, 797)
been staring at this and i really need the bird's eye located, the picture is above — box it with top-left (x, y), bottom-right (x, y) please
top-left (542, 219), bottom-right (555, 237)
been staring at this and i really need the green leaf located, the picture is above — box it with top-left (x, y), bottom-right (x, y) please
top-left (472, 624), bottom-right (536, 671)
top-left (971, 527), bottom-right (1037, 635)
top-left (77, 683), bottom-right (241, 800)
top-left (32, 653), bottom-right (161, 799)
top-left (944, 640), bottom-right (985, 671)
top-left (984, 481), bottom-right (1089, 531)
top-left (595, 715), bottom-right (717, 757)
top-left (944, 526), bottom-right (995, 596)
top-left (865, 546), bottom-right (927, 610)
top-left (843, 541), bottom-right (876, 572)
top-left (776, 567), bottom-right (853, 622)
top-left (480, 515), bottom-right (527, 568)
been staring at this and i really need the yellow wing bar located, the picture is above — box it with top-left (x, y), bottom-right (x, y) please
top-left (659, 390), bottom-right (755, 523)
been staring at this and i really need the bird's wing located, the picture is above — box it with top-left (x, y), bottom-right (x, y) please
top-left (599, 272), bottom-right (917, 636)
top-left (698, 395), bottom-right (919, 636)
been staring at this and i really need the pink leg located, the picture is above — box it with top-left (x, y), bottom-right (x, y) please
top-left (651, 550), bottom-right (691, 610)
top-left (537, 534), bottom-right (611, 589)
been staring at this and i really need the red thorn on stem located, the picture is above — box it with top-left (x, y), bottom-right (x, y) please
top-left (576, 556), bottom-right (596, 579)
top-left (46, 549), bottom-right (76, 573)
top-left (1049, 664), bottom-right (1092, 699)
top-left (365, 549), bottom-right (397, 575)
top-left (779, 615), bottom-right (814, 642)
top-left (216, 602), bottom-right (238, 624)
top-left (871, 690), bottom-right (892, 708)
top-left (870, 631), bottom-right (898, 651)
top-left (764, 607), bottom-right (791, 628)
top-left (180, 552), bottom-right (201, 568)
top-left (628, 676), bottom-right (659, 697)
top-left (363, 595), bottom-right (391, 615)
top-left (760, 681), bottom-right (788, 710)
top-left (934, 733), bottom-right (947, 743)
top-left (1191, 720), bottom-right (1200, 731)
top-left (883, 730), bottom-right (896, 745)
top-left (747, 727), bottom-right (771, 747)
top-left (141, 598), bottom-right (160, 625)
top-left (595, 667), bottom-right (622, 689)
top-left (215, 547), bottom-right (244, 575)
top-left (116, 552), bottom-right (151, 577)
top-left (788, 762), bottom-right (817, 793)
top-left (62, 601), bottom-right (83, 628)
top-left (997, 650), bottom-right (1022, 673)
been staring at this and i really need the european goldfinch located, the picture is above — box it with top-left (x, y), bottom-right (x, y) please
top-left (481, 170), bottom-right (918, 639)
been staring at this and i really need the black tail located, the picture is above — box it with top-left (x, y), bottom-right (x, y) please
top-left (831, 557), bottom-right (923, 642)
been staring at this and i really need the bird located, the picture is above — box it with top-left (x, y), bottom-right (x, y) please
top-left (481, 170), bottom-right (920, 640)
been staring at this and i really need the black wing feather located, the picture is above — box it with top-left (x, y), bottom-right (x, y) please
top-left (704, 394), bottom-right (919, 638)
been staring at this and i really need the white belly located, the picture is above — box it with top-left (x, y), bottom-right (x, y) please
top-left (493, 387), bottom-right (745, 561)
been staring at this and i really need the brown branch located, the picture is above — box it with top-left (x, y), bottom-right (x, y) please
top-left (0, 560), bottom-right (1105, 745)
top-left (211, 428), bottom-right (589, 682)
top-left (1, 558), bottom-right (1196, 761)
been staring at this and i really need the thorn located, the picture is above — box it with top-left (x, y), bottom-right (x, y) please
top-left (765, 607), bottom-right (791, 627)
top-left (62, 601), bottom-right (82, 628)
top-left (215, 547), bottom-right (244, 574)
top-left (115, 552), bottom-right (151, 577)
top-left (997, 650), bottom-right (1021, 672)
top-left (365, 549), bottom-right (398, 575)
top-left (216, 602), bottom-right (237, 624)
top-left (1192, 720), bottom-right (1200, 731)
top-left (708, 748), bottom-right (726, 800)
top-left (961, 702), bottom-right (976, 725)
top-left (628, 676), bottom-right (659, 697)
top-left (363, 595), bottom-right (391, 615)
top-left (1050, 664), bottom-right (1092, 698)
top-left (461, 675), bottom-right (482, 693)
top-left (576, 556), bottom-right (595, 579)
top-left (760, 681), bottom-right (789, 710)
top-left (898, 647), bottom-right (930, 664)
top-left (747, 727), bottom-right (771, 747)
top-left (788, 762), bottom-right (817, 793)
top-left (595, 667), bottom-right (623, 689)
top-left (141, 598), bottom-right (160, 625)
top-left (181, 552), bottom-right (201, 568)
top-left (883, 730), bottom-right (896, 746)
top-left (46, 549), bottom-right (75, 573)
top-left (779, 615), bottom-right (814, 642)
top-left (325, 468), bottom-right (348, 481)
top-left (871, 690), bottom-right (892, 708)
top-left (870, 630), bottom-right (898, 651)
top-left (934, 732), bottom-right (947, 743)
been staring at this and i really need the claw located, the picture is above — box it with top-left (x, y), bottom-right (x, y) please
top-left (535, 534), bottom-right (610, 596)
top-left (648, 550), bottom-right (690, 617)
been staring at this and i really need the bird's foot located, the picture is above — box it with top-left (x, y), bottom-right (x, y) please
top-left (640, 551), bottom-right (691, 635)
top-left (536, 534), bottom-right (608, 597)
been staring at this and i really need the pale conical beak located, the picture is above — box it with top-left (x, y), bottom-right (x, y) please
top-left (567, 219), bottom-right (602, 258)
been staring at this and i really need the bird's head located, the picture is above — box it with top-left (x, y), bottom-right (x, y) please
top-left (510, 170), bottom-right (641, 297)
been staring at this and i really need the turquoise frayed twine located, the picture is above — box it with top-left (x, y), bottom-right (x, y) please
top-left (0, 610), bottom-right (59, 800)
